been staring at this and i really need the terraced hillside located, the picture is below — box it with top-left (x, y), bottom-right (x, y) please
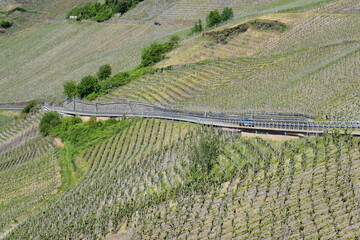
top-left (4, 118), bottom-right (360, 239)
top-left (0, 0), bottom-right (343, 103)
top-left (101, 3), bottom-right (360, 120)
top-left (102, 39), bottom-right (360, 120)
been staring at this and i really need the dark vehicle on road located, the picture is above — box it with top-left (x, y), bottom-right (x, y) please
top-left (239, 117), bottom-right (254, 127)
top-left (154, 22), bottom-right (161, 26)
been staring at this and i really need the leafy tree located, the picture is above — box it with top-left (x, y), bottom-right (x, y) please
top-left (206, 10), bottom-right (221, 28)
top-left (63, 81), bottom-right (77, 99)
top-left (221, 7), bottom-right (234, 22)
top-left (40, 112), bottom-right (61, 136)
top-left (76, 75), bottom-right (100, 98)
top-left (0, 20), bottom-right (12, 29)
top-left (97, 64), bottom-right (112, 80)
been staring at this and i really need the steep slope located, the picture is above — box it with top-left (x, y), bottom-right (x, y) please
top-left (0, 113), bottom-right (58, 234)
top-left (0, 22), bottom-right (184, 102)
top-left (4, 120), bottom-right (360, 239)
top-left (101, 2), bottom-right (360, 120)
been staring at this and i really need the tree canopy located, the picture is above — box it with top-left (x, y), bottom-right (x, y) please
top-left (63, 81), bottom-right (77, 99)
top-left (77, 75), bottom-right (100, 98)
top-left (97, 64), bottom-right (112, 80)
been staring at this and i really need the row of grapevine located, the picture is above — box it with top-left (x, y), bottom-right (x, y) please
top-left (121, 133), bottom-right (360, 239)
top-left (5, 118), bottom-right (360, 239)
top-left (0, 135), bottom-right (57, 233)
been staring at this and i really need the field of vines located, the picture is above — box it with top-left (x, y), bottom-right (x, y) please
top-left (4, 118), bottom-right (360, 239)
top-left (0, 113), bottom-right (58, 234)
top-left (102, 39), bottom-right (360, 120)
top-left (0, 22), bottom-right (184, 102)
top-left (101, 10), bottom-right (360, 121)
top-left (0, 111), bottom-right (17, 133)
top-left (122, 0), bottom-right (333, 22)
top-left (120, 132), bottom-right (360, 239)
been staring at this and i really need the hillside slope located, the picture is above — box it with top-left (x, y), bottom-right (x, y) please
top-left (101, 1), bottom-right (360, 120)
top-left (4, 119), bottom-right (360, 239)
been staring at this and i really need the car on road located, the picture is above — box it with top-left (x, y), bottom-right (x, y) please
top-left (239, 117), bottom-right (254, 127)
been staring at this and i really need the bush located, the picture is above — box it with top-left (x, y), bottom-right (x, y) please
top-left (190, 130), bottom-right (221, 175)
top-left (60, 117), bottom-right (82, 131)
top-left (206, 10), bottom-right (221, 28)
top-left (205, 7), bottom-right (234, 28)
top-left (66, 0), bottom-right (144, 22)
top-left (97, 64), bottom-right (112, 80)
top-left (8, 7), bottom-right (27, 13)
top-left (0, 20), bottom-right (12, 29)
top-left (40, 112), bottom-right (61, 136)
top-left (141, 36), bottom-right (179, 67)
top-left (21, 100), bottom-right (37, 114)
top-left (63, 81), bottom-right (77, 99)
top-left (221, 7), bottom-right (234, 22)
top-left (77, 75), bottom-right (100, 98)
top-left (190, 19), bottom-right (203, 34)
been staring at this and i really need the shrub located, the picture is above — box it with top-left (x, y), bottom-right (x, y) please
top-left (221, 7), bottom-right (234, 22)
top-left (141, 37), bottom-right (179, 67)
top-left (97, 64), bottom-right (112, 80)
top-left (21, 100), bottom-right (37, 114)
top-left (77, 75), bottom-right (100, 98)
top-left (66, 0), bottom-right (144, 22)
top-left (8, 7), bottom-right (27, 13)
top-left (0, 20), bottom-right (12, 29)
top-left (190, 19), bottom-right (203, 34)
top-left (60, 117), bottom-right (82, 131)
top-left (40, 112), bottom-right (61, 136)
top-left (190, 130), bottom-right (221, 175)
top-left (63, 81), bottom-right (77, 99)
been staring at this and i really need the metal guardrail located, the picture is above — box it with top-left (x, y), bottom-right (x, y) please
top-left (62, 99), bottom-right (316, 121)
top-left (44, 103), bottom-right (360, 133)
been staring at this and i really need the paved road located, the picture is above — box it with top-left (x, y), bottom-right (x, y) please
top-left (44, 104), bottom-right (360, 137)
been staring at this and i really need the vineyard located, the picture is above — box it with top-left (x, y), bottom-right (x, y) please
top-left (0, 111), bottom-right (17, 133)
top-left (1, 0), bottom-right (360, 239)
top-left (101, 39), bottom-right (360, 120)
top-left (0, 22), bottom-right (184, 102)
top-left (3, 118), bottom-right (360, 239)
top-left (0, 113), bottom-right (58, 234)
top-left (122, 0), bottom-right (332, 22)
top-left (100, 9), bottom-right (360, 121)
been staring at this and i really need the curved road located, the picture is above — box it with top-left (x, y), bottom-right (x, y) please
top-left (44, 103), bottom-right (360, 137)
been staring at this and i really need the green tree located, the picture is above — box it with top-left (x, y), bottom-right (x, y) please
top-left (63, 81), bottom-right (78, 99)
top-left (97, 64), bottom-right (112, 80)
top-left (40, 112), bottom-right (61, 136)
top-left (221, 7), bottom-right (234, 22)
top-left (76, 75), bottom-right (100, 98)
top-left (206, 10), bottom-right (221, 28)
